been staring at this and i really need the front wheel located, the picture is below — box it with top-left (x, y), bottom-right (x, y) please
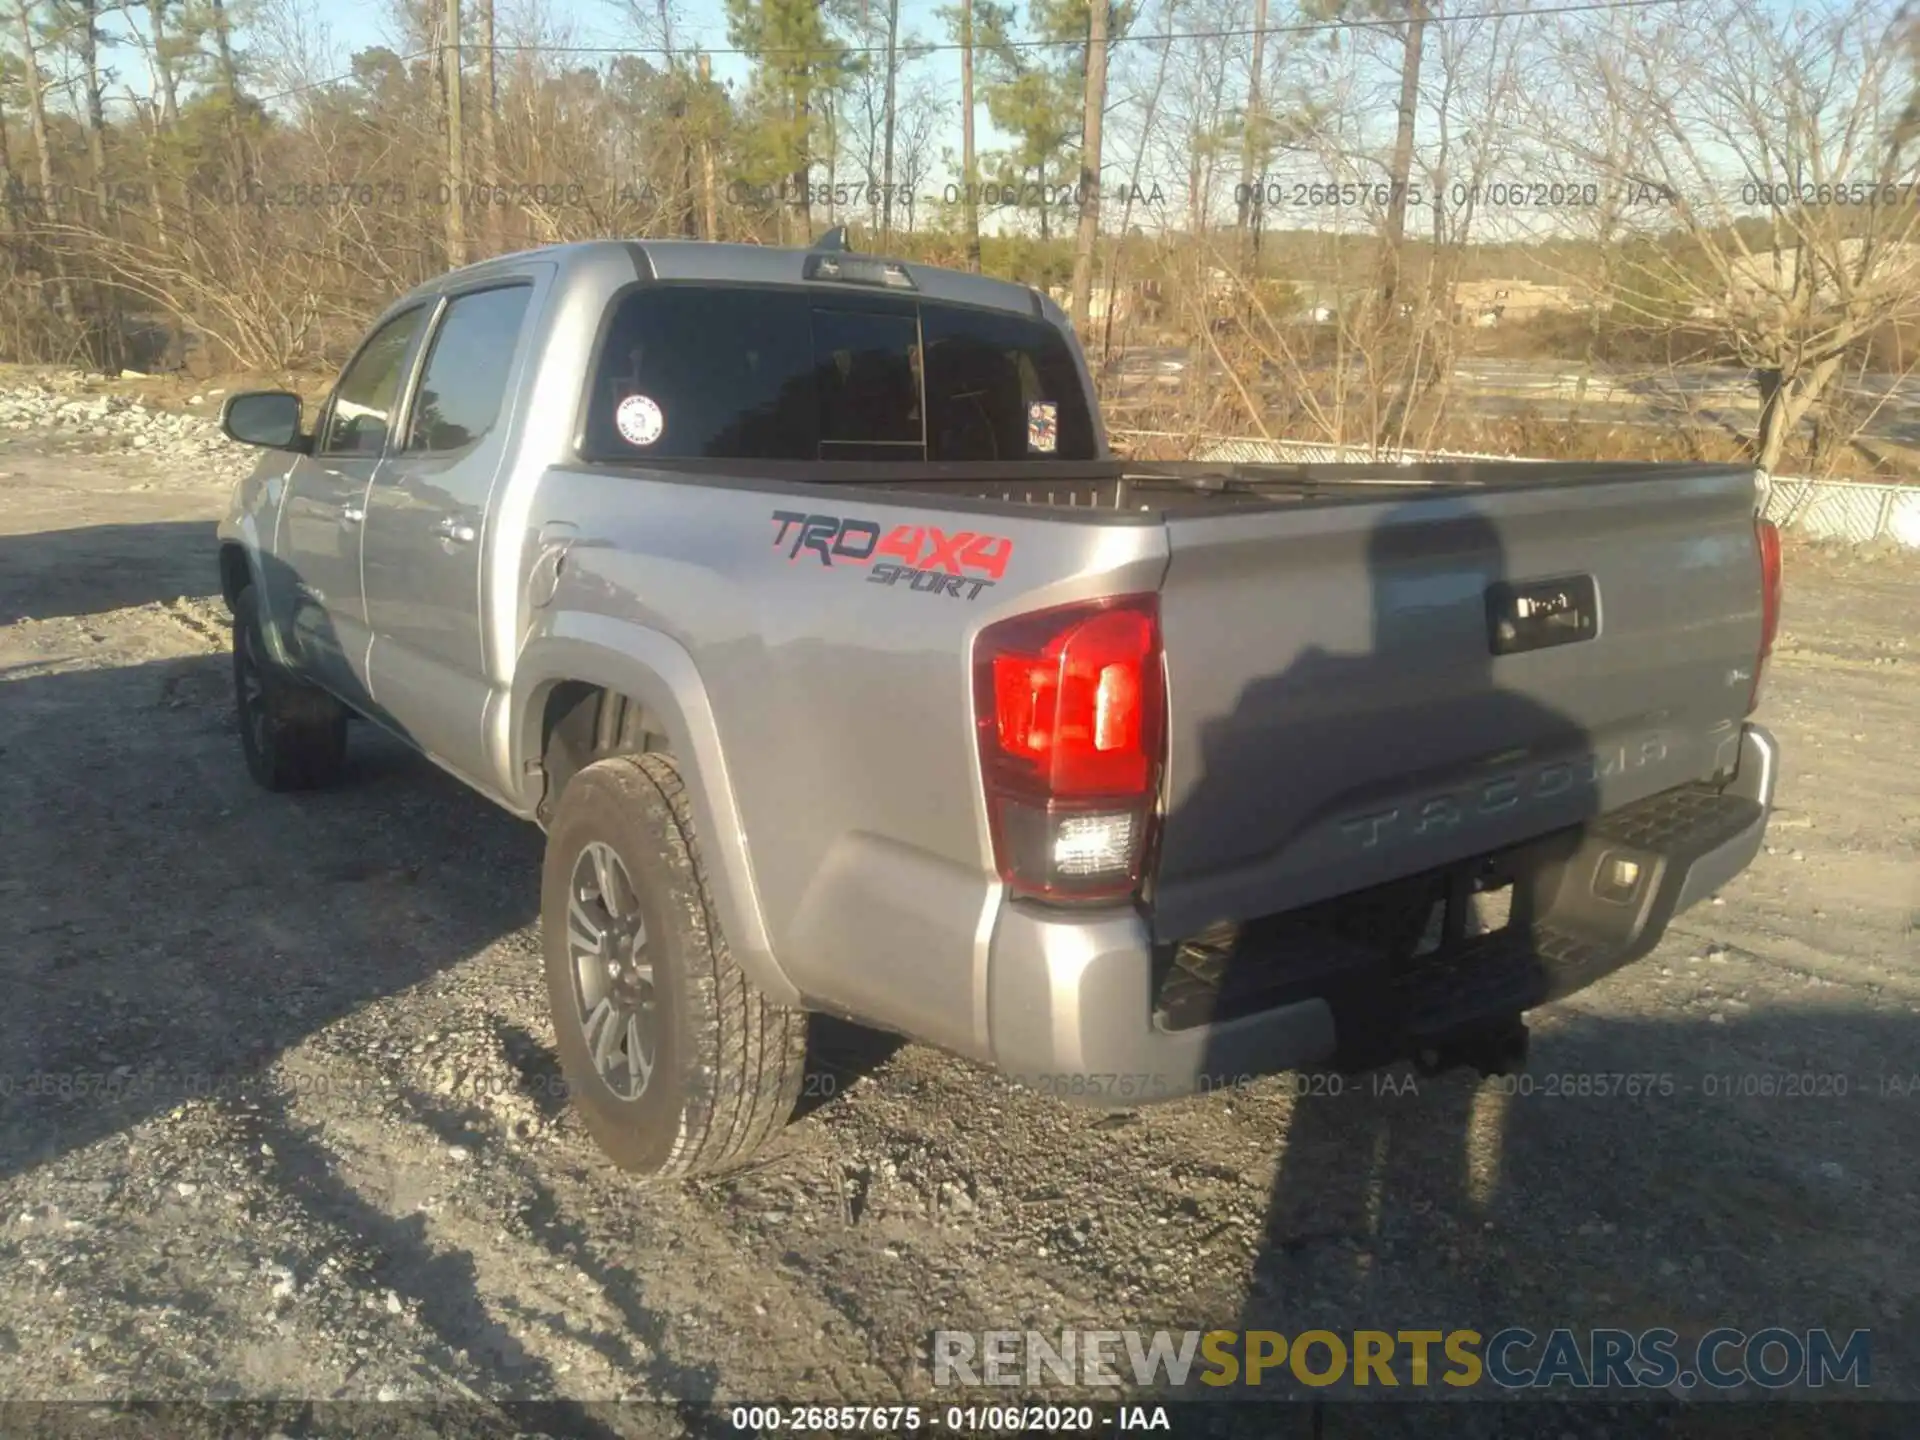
top-left (541, 753), bottom-right (807, 1177)
top-left (231, 585), bottom-right (348, 791)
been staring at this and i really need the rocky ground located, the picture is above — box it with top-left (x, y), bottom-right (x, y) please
top-left (0, 372), bottom-right (256, 475)
top-left (0, 396), bottom-right (1915, 1437)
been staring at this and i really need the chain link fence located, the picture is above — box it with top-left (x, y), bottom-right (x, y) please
top-left (1108, 430), bottom-right (1920, 550)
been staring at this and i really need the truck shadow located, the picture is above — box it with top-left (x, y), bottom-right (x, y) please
top-left (1168, 495), bottom-right (1776, 1412)
top-left (0, 520), bottom-right (220, 626)
top-left (0, 639), bottom-right (736, 1413)
top-left (1191, 1003), bottom-right (1913, 1427)
top-left (0, 649), bottom-right (546, 1186)
top-left (1180, 499), bottom-right (1609, 1091)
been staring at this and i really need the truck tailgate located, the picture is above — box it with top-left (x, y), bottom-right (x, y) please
top-left (1149, 467), bottom-right (1764, 944)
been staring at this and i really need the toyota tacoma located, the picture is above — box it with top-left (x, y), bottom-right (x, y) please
top-left (214, 235), bottom-right (1782, 1177)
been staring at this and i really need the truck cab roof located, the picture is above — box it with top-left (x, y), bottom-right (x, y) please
top-left (395, 238), bottom-right (1060, 324)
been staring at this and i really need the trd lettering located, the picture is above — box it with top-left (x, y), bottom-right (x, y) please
top-left (770, 510), bottom-right (1014, 591)
top-left (770, 510), bottom-right (881, 565)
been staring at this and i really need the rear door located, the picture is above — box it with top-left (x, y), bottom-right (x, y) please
top-left (1147, 467), bottom-right (1765, 943)
top-left (276, 306), bottom-right (430, 706)
top-left (363, 277), bottom-right (541, 782)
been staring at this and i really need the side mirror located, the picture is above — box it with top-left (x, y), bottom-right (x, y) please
top-left (221, 390), bottom-right (308, 451)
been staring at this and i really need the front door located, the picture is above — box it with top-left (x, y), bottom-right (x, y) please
top-left (275, 306), bottom-right (429, 705)
top-left (363, 281), bottom-right (539, 784)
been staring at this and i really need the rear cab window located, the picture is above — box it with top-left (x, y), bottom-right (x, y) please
top-left (403, 284), bottom-right (535, 455)
top-left (579, 283), bottom-right (1096, 463)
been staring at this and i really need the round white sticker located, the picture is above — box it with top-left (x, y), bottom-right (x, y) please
top-left (615, 393), bottom-right (665, 447)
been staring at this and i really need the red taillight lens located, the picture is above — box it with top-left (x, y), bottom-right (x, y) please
top-left (974, 595), bottom-right (1165, 900)
top-left (989, 606), bottom-right (1158, 795)
top-left (1749, 517), bottom-right (1782, 713)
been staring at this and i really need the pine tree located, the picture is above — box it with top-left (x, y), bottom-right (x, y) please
top-left (725, 0), bottom-right (854, 241)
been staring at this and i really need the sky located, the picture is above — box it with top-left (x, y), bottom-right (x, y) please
top-left (306, 0), bottom-right (959, 107)
top-left (31, 0), bottom-right (1862, 243)
top-left (294, 0), bottom-right (1012, 175)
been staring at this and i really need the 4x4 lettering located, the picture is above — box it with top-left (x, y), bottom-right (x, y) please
top-left (775, 511), bottom-right (1014, 596)
top-left (877, 525), bottom-right (925, 566)
top-left (961, 534), bottom-right (1013, 579)
top-left (920, 527), bottom-right (977, 574)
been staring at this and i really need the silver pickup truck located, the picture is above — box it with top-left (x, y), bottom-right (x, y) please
top-left (216, 236), bottom-right (1782, 1177)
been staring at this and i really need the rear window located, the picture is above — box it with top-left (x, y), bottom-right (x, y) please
top-left (580, 284), bottom-right (1095, 463)
top-left (921, 303), bottom-right (1097, 462)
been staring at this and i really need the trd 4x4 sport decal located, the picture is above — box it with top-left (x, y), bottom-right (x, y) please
top-left (769, 510), bottom-right (1014, 601)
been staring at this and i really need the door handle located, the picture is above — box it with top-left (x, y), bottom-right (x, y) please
top-left (435, 516), bottom-right (478, 545)
top-left (340, 503), bottom-right (365, 525)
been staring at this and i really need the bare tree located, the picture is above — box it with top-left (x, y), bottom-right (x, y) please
top-left (12, 0), bottom-right (75, 318)
top-left (880, 0), bottom-right (898, 237)
top-left (1233, 0), bottom-right (1268, 238)
top-left (1541, 0), bottom-right (1920, 472)
top-left (442, 0), bottom-right (465, 264)
top-left (957, 0), bottom-right (979, 267)
top-left (1069, 0), bottom-right (1110, 329)
top-left (476, 0), bottom-right (496, 247)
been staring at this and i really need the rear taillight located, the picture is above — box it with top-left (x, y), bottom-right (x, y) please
top-left (1749, 517), bottom-right (1782, 713)
top-left (972, 595), bottom-right (1165, 901)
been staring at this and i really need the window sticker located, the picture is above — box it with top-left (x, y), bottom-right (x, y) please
top-left (1026, 400), bottom-right (1058, 454)
top-left (615, 393), bottom-right (665, 447)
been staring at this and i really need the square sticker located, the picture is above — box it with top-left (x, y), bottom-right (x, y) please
top-left (1026, 401), bottom-right (1058, 454)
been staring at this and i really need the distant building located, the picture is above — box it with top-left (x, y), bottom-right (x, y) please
top-left (1045, 279), bottom-right (1169, 327)
top-left (1046, 284), bottom-right (1130, 324)
top-left (1450, 279), bottom-right (1580, 325)
top-left (1722, 237), bottom-right (1920, 312)
top-left (1284, 283), bottom-right (1364, 324)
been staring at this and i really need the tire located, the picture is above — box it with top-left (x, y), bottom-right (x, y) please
top-left (231, 584), bottom-right (349, 791)
top-left (541, 753), bottom-right (807, 1177)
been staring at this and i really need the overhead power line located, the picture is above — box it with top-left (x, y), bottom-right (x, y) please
top-left (246, 0), bottom-right (1695, 107)
top-left (505, 0), bottom-right (1696, 58)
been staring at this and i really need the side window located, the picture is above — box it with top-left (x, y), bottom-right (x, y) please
top-left (319, 308), bottom-right (425, 457)
top-left (810, 308), bottom-right (922, 461)
top-left (920, 303), bottom-right (1097, 462)
top-left (403, 285), bottom-right (533, 454)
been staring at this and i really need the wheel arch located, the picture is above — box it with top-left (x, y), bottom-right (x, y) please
top-left (218, 542), bottom-right (253, 612)
top-left (512, 620), bottom-right (799, 1007)
top-left (219, 540), bottom-right (301, 671)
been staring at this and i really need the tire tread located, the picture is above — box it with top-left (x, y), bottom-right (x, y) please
top-left (574, 753), bottom-right (806, 1177)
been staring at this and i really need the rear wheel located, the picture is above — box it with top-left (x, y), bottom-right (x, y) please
top-left (231, 585), bottom-right (348, 791)
top-left (541, 753), bottom-right (807, 1177)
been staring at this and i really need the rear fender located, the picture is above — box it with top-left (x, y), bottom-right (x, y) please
top-left (510, 612), bottom-right (800, 1008)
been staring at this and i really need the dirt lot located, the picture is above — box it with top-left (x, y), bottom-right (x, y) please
top-left (0, 441), bottom-right (1915, 1431)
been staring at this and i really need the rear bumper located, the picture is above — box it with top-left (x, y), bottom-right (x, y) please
top-left (985, 723), bottom-right (1777, 1104)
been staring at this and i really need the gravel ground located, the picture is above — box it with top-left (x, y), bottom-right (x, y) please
top-left (0, 407), bottom-right (1915, 1434)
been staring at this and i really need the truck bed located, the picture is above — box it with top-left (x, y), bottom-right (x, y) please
top-left (576, 451), bottom-right (1766, 948)
top-left (600, 456), bottom-right (1757, 519)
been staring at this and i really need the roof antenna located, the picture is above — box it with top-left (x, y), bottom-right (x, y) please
top-left (813, 225), bottom-right (852, 253)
